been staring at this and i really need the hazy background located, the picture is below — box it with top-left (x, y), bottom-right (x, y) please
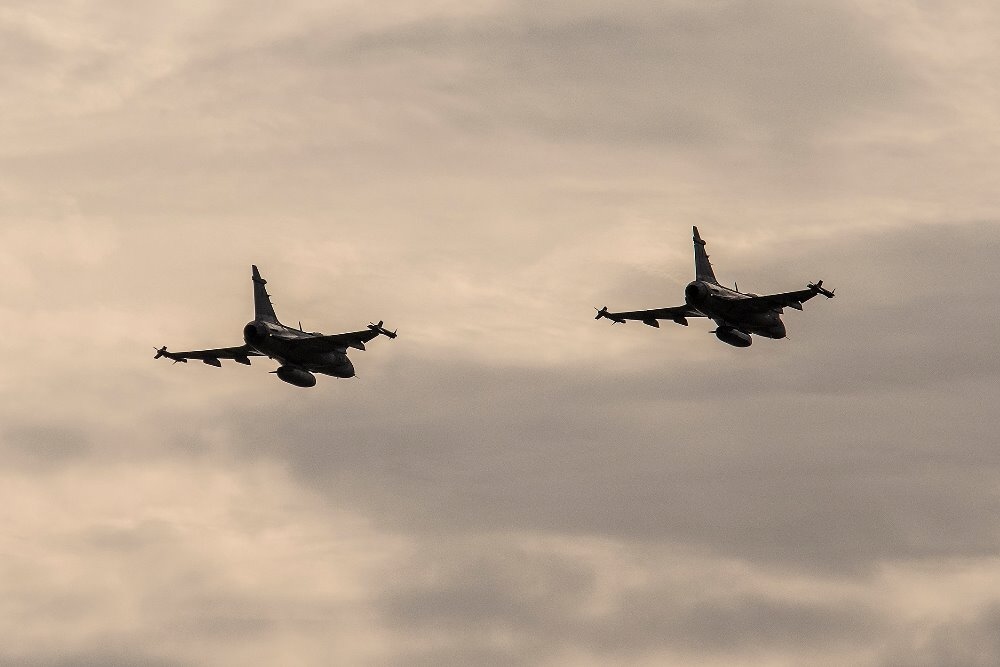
top-left (2, 1), bottom-right (1000, 665)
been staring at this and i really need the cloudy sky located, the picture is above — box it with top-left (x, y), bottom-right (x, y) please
top-left (3, 1), bottom-right (1000, 664)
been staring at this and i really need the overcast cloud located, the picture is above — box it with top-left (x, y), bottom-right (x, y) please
top-left (3, 1), bottom-right (1000, 665)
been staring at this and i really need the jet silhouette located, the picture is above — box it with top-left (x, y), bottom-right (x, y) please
top-left (156, 265), bottom-right (395, 386)
top-left (596, 227), bottom-right (834, 347)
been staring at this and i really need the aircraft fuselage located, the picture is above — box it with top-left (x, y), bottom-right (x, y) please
top-left (684, 280), bottom-right (787, 342)
top-left (594, 227), bottom-right (832, 347)
top-left (155, 265), bottom-right (395, 386)
top-left (244, 319), bottom-right (356, 378)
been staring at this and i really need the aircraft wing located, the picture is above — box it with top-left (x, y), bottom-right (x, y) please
top-left (732, 281), bottom-right (835, 313)
top-left (154, 344), bottom-right (262, 366)
top-left (284, 322), bottom-right (397, 353)
top-left (595, 305), bottom-right (704, 327)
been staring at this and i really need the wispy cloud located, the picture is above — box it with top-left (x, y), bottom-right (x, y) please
top-left (3, 0), bottom-right (1000, 664)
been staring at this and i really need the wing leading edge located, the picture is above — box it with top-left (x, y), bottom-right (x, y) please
top-left (154, 344), bottom-right (262, 366)
top-left (595, 305), bottom-right (704, 327)
top-left (283, 321), bottom-right (398, 353)
top-left (730, 281), bottom-right (835, 313)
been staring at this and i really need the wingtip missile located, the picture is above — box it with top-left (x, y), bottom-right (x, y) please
top-left (808, 280), bottom-right (835, 298)
top-left (153, 346), bottom-right (187, 363)
top-left (595, 306), bottom-right (626, 324)
top-left (368, 321), bottom-right (397, 339)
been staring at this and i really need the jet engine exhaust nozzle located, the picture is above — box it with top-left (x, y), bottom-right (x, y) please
top-left (685, 282), bottom-right (709, 304)
top-left (243, 321), bottom-right (269, 346)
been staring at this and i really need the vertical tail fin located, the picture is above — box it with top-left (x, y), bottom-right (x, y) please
top-left (251, 265), bottom-right (279, 323)
top-left (692, 226), bottom-right (719, 284)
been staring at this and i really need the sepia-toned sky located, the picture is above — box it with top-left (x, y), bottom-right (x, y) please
top-left (3, 1), bottom-right (1000, 665)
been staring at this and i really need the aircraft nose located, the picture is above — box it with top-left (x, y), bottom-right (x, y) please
top-left (770, 322), bottom-right (787, 339)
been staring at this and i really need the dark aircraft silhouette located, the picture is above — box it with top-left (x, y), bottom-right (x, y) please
top-left (155, 265), bottom-right (396, 386)
top-left (596, 227), bottom-right (834, 347)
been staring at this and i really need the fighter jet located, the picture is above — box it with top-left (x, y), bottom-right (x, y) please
top-left (595, 227), bottom-right (834, 347)
top-left (155, 265), bottom-right (396, 386)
